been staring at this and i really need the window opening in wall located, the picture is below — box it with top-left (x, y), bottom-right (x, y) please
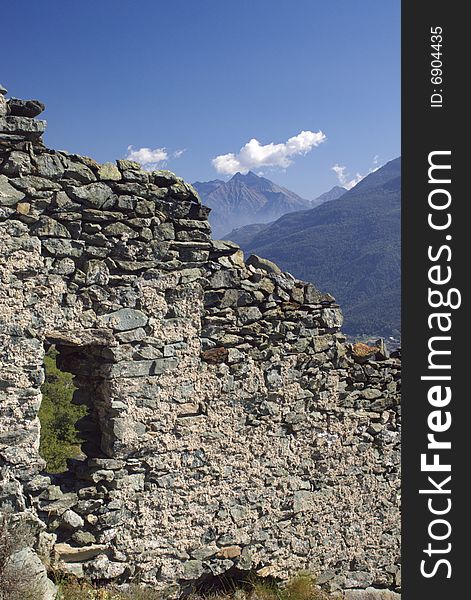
top-left (38, 345), bottom-right (87, 473)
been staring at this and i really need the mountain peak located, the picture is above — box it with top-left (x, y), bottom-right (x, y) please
top-left (193, 172), bottom-right (310, 238)
top-left (311, 185), bottom-right (347, 207)
top-left (231, 170), bottom-right (259, 181)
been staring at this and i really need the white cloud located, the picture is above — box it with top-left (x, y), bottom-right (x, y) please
top-left (332, 157), bottom-right (382, 190)
top-left (125, 145), bottom-right (185, 170)
top-left (331, 164), bottom-right (364, 190)
top-left (212, 130), bottom-right (326, 175)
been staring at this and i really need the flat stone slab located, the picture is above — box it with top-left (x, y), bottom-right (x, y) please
top-left (46, 328), bottom-right (116, 347)
top-left (102, 308), bottom-right (149, 331)
top-left (339, 589), bottom-right (401, 600)
top-left (54, 543), bottom-right (108, 562)
top-left (246, 253), bottom-right (281, 274)
top-left (8, 98), bottom-right (45, 117)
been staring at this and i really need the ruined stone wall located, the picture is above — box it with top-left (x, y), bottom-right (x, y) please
top-left (0, 86), bottom-right (401, 596)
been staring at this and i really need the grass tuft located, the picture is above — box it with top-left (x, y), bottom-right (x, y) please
top-left (55, 572), bottom-right (332, 600)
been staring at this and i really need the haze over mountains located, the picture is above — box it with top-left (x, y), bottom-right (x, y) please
top-left (231, 158), bottom-right (401, 337)
top-left (193, 171), bottom-right (345, 238)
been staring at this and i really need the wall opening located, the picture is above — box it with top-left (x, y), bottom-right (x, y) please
top-left (36, 337), bottom-right (121, 550)
top-left (39, 340), bottom-right (111, 477)
top-left (39, 345), bottom-right (87, 473)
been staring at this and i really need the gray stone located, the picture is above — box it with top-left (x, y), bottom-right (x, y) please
top-left (246, 254), bottom-right (281, 274)
top-left (7, 98), bottom-right (45, 117)
top-left (103, 222), bottom-right (138, 238)
top-left (304, 283), bottom-right (323, 304)
top-left (237, 306), bottom-right (262, 324)
top-left (0, 174), bottom-right (25, 206)
top-left (374, 338), bottom-right (390, 360)
top-left (64, 160), bottom-right (96, 183)
top-left (312, 335), bottom-right (334, 353)
top-left (317, 569), bottom-right (336, 585)
top-left (210, 269), bottom-right (239, 288)
top-left (102, 308), bottom-right (148, 331)
top-left (181, 559), bottom-right (205, 580)
top-left (117, 159), bottom-right (141, 171)
top-left (41, 485), bottom-right (63, 501)
top-left (10, 174), bottom-right (60, 192)
top-left (344, 571), bottom-right (374, 589)
top-left (72, 530), bottom-right (97, 545)
top-left (61, 562), bottom-right (85, 577)
top-left (190, 544), bottom-right (218, 560)
top-left (4, 548), bottom-right (56, 600)
top-left (0, 115), bottom-right (46, 139)
top-left (86, 554), bottom-right (127, 579)
top-left (67, 181), bottom-right (113, 207)
top-left (153, 357), bottom-right (179, 374)
top-left (107, 361), bottom-right (154, 378)
top-left (54, 543), bottom-right (107, 562)
top-left (47, 328), bottom-right (115, 347)
top-left (362, 388), bottom-right (382, 400)
top-left (229, 505), bottom-right (249, 522)
top-left (115, 327), bottom-right (147, 343)
top-left (33, 216), bottom-right (71, 238)
top-left (0, 94), bottom-right (8, 116)
top-left (61, 509), bottom-right (85, 529)
top-left (152, 169), bottom-right (181, 187)
top-left (41, 238), bottom-right (83, 257)
top-left (40, 493), bottom-right (78, 515)
top-left (1, 151), bottom-right (32, 176)
top-left (343, 589), bottom-right (400, 600)
top-left (98, 162), bottom-right (122, 181)
top-left (320, 307), bottom-right (344, 329)
top-left (208, 559), bottom-right (234, 576)
top-left (237, 547), bottom-right (253, 570)
top-left (85, 259), bottom-right (110, 285)
top-left (34, 153), bottom-right (65, 179)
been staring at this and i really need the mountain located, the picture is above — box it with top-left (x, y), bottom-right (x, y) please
top-left (222, 222), bottom-right (272, 248)
top-left (193, 171), bottom-right (311, 238)
top-left (237, 158), bottom-right (401, 337)
top-left (192, 179), bottom-right (224, 197)
top-left (310, 185), bottom-right (346, 207)
top-left (222, 185), bottom-right (347, 246)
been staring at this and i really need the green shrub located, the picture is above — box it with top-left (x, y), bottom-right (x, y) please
top-left (250, 572), bottom-right (330, 600)
top-left (282, 573), bottom-right (329, 600)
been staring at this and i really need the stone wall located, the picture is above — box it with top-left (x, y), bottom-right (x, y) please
top-left (0, 85), bottom-right (401, 596)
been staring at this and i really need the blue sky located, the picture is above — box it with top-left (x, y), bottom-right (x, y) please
top-left (3, 0), bottom-right (400, 199)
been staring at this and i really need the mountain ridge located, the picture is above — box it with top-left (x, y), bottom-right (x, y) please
top-left (238, 158), bottom-right (401, 337)
top-left (222, 184), bottom-right (346, 246)
top-left (193, 171), bottom-right (312, 238)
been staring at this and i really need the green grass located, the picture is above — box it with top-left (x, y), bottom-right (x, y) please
top-left (38, 347), bottom-right (87, 473)
top-left (251, 573), bottom-right (330, 600)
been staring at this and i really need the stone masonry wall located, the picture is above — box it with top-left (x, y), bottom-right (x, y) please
top-left (0, 86), bottom-right (401, 596)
